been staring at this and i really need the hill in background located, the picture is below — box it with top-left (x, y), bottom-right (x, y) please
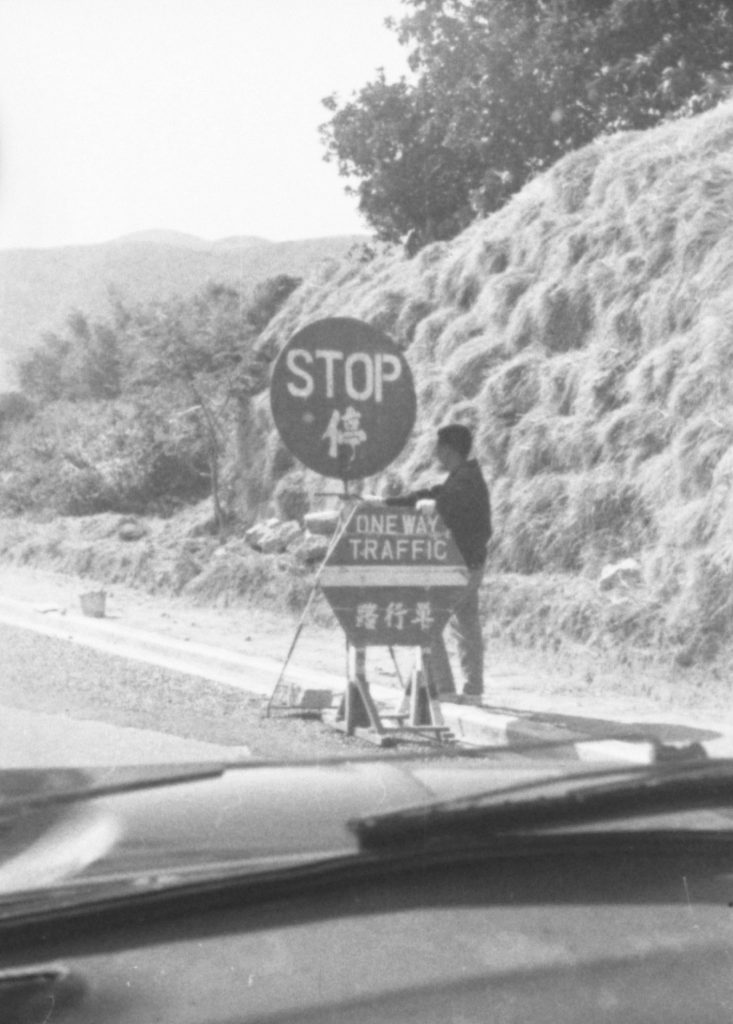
top-left (241, 99), bottom-right (733, 667)
top-left (0, 232), bottom-right (367, 388)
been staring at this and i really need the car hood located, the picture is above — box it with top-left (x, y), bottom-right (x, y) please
top-left (0, 757), bottom-right (577, 914)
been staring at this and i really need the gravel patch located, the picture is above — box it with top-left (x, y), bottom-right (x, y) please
top-left (0, 623), bottom-right (368, 761)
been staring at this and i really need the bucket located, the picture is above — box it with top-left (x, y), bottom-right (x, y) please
top-left (80, 590), bottom-right (106, 618)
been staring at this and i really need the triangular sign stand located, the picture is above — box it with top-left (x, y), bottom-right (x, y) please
top-left (265, 500), bottom-right (356, 717)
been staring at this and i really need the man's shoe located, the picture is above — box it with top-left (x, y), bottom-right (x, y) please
top-left (458, 692), bottom-right (484, 705)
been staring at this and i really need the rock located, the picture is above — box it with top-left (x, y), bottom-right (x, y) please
top-left (288, 686), bottom-right (333, 710)
top-left (244, 518), bottom-right (282, 548)
top-left (280, 520), bottom-right (302, 543)
top-left (244, 523), bottom-right (269, 549)
top-left (256, 530), bottom-right (281, 553)
top-left (304, 510), bottom-right (341, 536)
top-left (674, 645), bottom-right (695, 668)
top-left (118, 517), bottom-right (147, 542)
top-left (599, 558), bottom-right (643, 592)
top-left (185, 507), bottom-right (218, 537)
top-left (246, 519), bottom-right (303, 554)
top-left (261, 520), bottom-right (303, 553)
top-left (291, 532), bottom-right (330, 565)
top-left (674, 634), bottom-right (719, 667)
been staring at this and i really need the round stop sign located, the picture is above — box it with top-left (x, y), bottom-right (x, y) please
top-left (270, 317), bottom-right (416, 480)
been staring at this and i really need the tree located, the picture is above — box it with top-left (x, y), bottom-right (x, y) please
top-left (126, 288), bottom-right (256, 532)
top-left (12, 275), bottom-right (302, 522)
top-left (247, 274), bottom-right (302, 334)
top-left (17, 307), bottom-right (123, 403)
top-left (320, 0), bottom-right (733, 249)
top-left (322, 72), bottom-right (478, 244)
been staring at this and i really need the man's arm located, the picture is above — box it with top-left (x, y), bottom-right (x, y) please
top-left (383, 484), bottom-right (441, 508)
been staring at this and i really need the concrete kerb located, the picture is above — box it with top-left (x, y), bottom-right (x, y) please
top-left (437, 703), bottom-right (660, 763)
top-left (433, 698), bottom-right (733, 764)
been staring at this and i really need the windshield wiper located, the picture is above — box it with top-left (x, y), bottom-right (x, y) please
top-left (351, 756), bottom-right (733, 850)
top-left (0, 729), bottom-right (704, 818)
top-left (0, 763), bottom-right (226, 819)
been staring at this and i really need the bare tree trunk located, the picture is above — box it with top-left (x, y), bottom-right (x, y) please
top-left (234, 393), bottom-right (271, 524)
top-left (207, 441), bottom-right (224, 535)
top-left (187, 375), bottom-right (225, 536)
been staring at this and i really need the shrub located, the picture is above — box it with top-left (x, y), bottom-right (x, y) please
top-left (0, 398), bottom-right (212, 517)
top-left (496, 475), bottom-right (576, 573)
top-left (676, 414), bottom-right (733, 498)
top-left (536, 284), bottom-right (593, 353)
top-left (409, 309), bottom-right (453, 366)
top-left (247, 275), bottom-right (302, 334)
top-left (395, 298), bottom-right (433, 345)
top-left (274, 470), bottom-right (311, 522)
top-left (481, 355), bottom-right (542, 426)
top-left (600, 405), bottom-right (671, 466)
top-left (0, 392), bottom-right (33, 426)
top-left (445, 337), bottom-right (507, 400)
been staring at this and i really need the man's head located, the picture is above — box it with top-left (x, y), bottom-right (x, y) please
top-left (435, 424), bottom-right (472, 471)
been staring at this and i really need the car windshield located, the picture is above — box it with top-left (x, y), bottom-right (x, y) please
top-left (1, 0), bottom-right (733, 909)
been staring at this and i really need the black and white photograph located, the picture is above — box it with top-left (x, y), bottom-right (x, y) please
top-left (2, 1), bottom-right (733, 1021)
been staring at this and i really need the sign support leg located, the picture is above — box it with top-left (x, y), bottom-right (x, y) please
top-left (409, 649), bottom-right (427, 726)
top-left (265, 501), bottom-right (357, 717)
top-left (345, 645), bottom-right (386, 737)
top-left (422, 646), bottom-right (446, 730)
top-left (409, 647), bottom-right (446, 727)
top-left (330, 644), bottom-right (453, 746)
top-left (382, 647), bottom-right (448, 738)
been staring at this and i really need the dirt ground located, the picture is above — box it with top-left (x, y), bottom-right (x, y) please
top-left (1, 561), bottom-right (730, 735)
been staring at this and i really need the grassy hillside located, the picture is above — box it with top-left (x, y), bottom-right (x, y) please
top-left (4, 102), bottom-right (733, 674)
top-left (241, 100), bottom-right (733, 667)
top-left (0, 233), bottom-right (367, 387)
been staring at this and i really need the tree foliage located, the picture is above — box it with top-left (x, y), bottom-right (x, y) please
top-left (18, 302), bottom-right (126, 403)
top-left (6, 275), bottom-right (301, 520)
top-left (321, 0), bottom-right (733, 248)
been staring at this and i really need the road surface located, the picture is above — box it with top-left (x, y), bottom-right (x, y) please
top-left (0, 569), bottom-right (729, 766)
top-left (0, 621), bottom-right (368, 767)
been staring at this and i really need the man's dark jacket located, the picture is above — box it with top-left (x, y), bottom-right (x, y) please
top-left (385, 459), bottom-right (492, 569)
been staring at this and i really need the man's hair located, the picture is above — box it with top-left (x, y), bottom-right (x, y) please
top-left (437, 424), bottom-right (472, 457)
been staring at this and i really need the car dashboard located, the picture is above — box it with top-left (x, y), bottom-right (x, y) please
top-left (3, 759), bottom-right (733, 1022)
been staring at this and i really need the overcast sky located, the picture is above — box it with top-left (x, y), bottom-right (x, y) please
top-left (0, 0), bottom-right (408, 250)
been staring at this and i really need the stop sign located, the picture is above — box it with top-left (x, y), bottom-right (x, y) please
top-left (270, 317), bottom-right (416, 480)
top-left (320, 502), bottom-right (468, 647)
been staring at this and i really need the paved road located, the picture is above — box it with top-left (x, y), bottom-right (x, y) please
top-left (0, 621), bottom-right (372, 767)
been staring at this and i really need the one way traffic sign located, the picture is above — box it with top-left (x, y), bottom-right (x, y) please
top-left (321, 503), bottom-right (468, 647)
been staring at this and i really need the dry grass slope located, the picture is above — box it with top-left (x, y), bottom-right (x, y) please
top-left (249, 101), bottom-right (733, 667)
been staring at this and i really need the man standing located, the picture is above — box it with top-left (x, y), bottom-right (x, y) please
top-left (385, 424), bottom-right (491, 703)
